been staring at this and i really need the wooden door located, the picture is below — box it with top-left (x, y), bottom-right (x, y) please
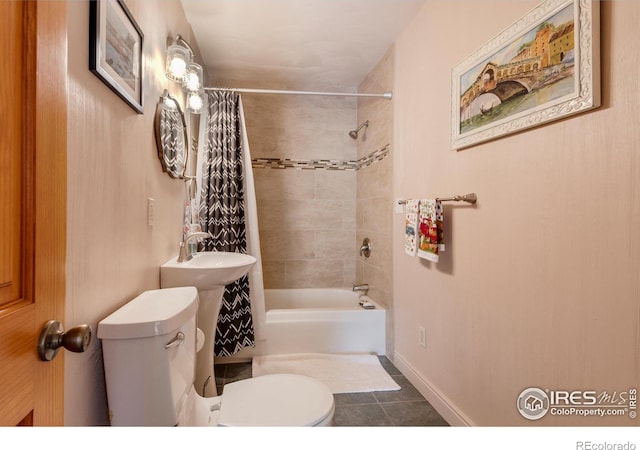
top-left (0, 1), bottom-right (67, 426)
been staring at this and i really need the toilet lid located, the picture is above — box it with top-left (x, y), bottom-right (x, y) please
top-left (218, 374), bottom-right (334, 427)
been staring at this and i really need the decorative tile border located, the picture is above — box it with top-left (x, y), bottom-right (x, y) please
top-left (252, 144), bottom-right (390, 171)
top-left (357, 144), bottom-right (390, 169)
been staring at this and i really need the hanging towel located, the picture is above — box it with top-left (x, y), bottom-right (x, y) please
top-left (417, 199), bottom-right (444, 262)
top-left (404, 199), bottom-right (420, 256)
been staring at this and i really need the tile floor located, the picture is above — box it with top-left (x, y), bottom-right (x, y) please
top-left (215, 355), bottom-right (449, 427)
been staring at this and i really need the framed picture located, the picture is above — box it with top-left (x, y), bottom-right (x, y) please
top-left (451, 0), bottom-right (599, 150)
top-left (89, 0), bottom-right (144, 114)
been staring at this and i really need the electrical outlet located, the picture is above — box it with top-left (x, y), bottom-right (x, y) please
top-left (418, 326), bottom-right (426, 348)
top-left (147, 198), bottom-right (156, 226)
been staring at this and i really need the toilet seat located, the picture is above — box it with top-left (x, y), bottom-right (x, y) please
top-left (217, 374), bottom-right (335, 427)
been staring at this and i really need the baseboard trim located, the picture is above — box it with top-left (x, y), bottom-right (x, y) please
top-left (392, 351), bottom-right (475, 426)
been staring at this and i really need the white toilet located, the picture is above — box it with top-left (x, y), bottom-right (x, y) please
top-left (98, 286), bottom-right (335, 426)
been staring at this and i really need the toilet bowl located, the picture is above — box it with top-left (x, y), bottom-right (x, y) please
top-left (97, 287), bottom-right (335, 426)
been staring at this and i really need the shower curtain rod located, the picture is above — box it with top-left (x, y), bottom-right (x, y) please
top-left (204, 87), bottom-right (393, 100)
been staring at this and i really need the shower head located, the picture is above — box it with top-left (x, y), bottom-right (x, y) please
top-left (348, 120), bottom-right (369, 139)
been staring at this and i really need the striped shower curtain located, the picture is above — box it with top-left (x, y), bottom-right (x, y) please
top-left (199, 90), bottom-right (255, 356)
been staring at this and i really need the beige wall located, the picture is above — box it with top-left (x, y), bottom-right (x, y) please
top-left (65, 0), bottom-right (197, 425)
top-left (393, 1), bottom-right (640, 425)
top-left (356, 47), bottom-right (395, 354)
top-left (240, 93), bottom-right (359, 288)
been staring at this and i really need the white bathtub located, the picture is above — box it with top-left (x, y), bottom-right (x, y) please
top-left (224, 288), bottom-right (386, 360)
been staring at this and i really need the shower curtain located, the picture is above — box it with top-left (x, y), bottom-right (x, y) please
top-left (238, 96), bottom-right (266, 343)
top-left (198, 90), bottom-right (265, 356)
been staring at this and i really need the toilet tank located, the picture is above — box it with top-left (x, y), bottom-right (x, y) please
top-left (98, 287), bottom-right (199, 426)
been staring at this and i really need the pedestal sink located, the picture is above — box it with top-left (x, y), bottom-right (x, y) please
top-left (160, 251), bottom-right (256, 397)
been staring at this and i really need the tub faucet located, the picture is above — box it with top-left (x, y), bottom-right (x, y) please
top-left (352, 283), bottom-right (369, 295)
top-left (359, 238), bottom-right (371, 258)
top-left (178, 231), bottom-right (213, 262)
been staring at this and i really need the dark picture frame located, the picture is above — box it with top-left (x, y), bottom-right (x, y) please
top-left (89, 0), bottom-right (144, 114)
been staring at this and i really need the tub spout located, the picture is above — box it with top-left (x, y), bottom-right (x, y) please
top-left (352, 284), bottom-right (369, 295)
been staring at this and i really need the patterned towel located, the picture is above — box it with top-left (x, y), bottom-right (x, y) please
top-left (417, 199), bottom-right (444, 262)
top-left (404, 199), bottom-right (420, 256)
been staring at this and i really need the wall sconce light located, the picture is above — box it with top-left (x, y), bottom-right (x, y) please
top-left (165, 43), bottom-right (190, 82)
top-left (165, 34), bottom-right (202, 90)
top-left (165, 34), bottom-right (205, 114)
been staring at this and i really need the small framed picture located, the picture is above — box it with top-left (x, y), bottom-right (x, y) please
top-left (89, 0), bottom-right (144, 114)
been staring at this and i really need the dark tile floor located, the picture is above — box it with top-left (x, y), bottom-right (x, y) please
top-left (215, 356), bottom-right (449, 427)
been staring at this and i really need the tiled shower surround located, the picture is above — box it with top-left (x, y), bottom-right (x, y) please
top-left (246, 92), bottom-right (360, 289)
top-left (252, 163), bottom-right (358, 288)
top-left (237, 47), bottom-right (394, 330)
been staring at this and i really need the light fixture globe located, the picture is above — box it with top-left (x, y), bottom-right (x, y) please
top-left (186, 90), bottom-right (204, 114)
top-left (184, 62), bottom-right (203, 92)
top-left (165, 43), bottom-right (190, 82)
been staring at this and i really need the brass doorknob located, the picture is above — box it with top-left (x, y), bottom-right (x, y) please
top-left (37, 320), bottom-right (92, 361)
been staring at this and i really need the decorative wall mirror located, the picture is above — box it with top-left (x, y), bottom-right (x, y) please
top-left (154, 90), bottom-right (187, 178)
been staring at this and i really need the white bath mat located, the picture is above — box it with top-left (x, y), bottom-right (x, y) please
top-left (252, 353), bottom-right (401, 394)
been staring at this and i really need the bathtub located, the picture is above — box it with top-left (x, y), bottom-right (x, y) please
top-left (225, 288), bottom-right (386, 360)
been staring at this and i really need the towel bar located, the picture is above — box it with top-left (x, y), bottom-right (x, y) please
top-left (397, 193), bottom-right (477, 205)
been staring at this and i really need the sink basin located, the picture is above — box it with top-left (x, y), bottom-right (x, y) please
top-left (160, 251), bottom-right (257, 290)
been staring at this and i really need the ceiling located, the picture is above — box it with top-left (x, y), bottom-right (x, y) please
top-left (180, 0), bottom-right (426, 91)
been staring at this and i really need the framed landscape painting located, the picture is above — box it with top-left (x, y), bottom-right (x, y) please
top-left (451, 0), bottom-right (599, 150)
top-left (89, 0), bottom-right (144, 113)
